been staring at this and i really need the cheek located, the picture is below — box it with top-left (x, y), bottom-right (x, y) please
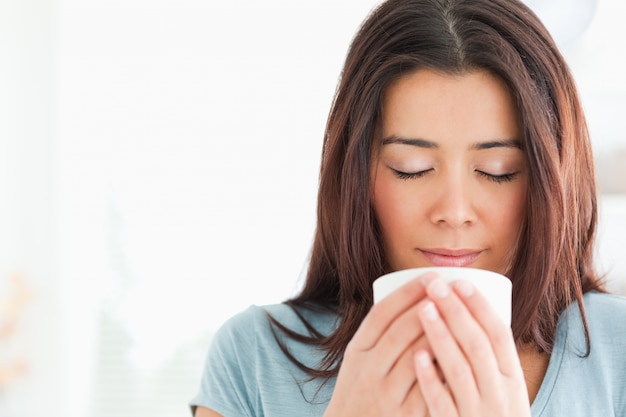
top-left (490, 187), bottom-right (526, 238)
top-left (372, 178), bottom-right (393, 232)
top-left (372, 175), bottom-right (419, 243)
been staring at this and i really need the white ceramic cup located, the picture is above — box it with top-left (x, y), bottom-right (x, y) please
top-left (373, 266), bottom-right (512, 325)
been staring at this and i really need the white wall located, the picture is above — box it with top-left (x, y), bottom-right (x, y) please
top-left (597, 196), bottom-right (626, 294)
top-left (0, 0), bottom-right (65, 416)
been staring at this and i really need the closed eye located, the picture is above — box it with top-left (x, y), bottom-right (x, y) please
top-left (391, 168), bottom-right (434, 180)
top-left (477, 171), bottom-right (519, 184)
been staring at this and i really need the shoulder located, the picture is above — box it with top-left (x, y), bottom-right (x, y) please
top-left (191, 304), bottom-right (338, 415)
top-left (556, 291), bottom-right (626, 368)
top-left (216, 303), bottom-right (338, 341)
top-left (583, 290), bottom-right (626, 311)
top-left (536, 292), bottom-right (626, 415)
top-left (562, 291), bottom-right (626, 332)
top-left (583, 292), bottom-right (626, 352)
top-left (560, 291), bottom-right (626, 326)
top-left (211, 304), bottom-right (283, 352)
top-left (262, 302), bottom-right (340, 335)
top-left (581, 291), bottom-right (626, 330)
top-left (212, 302), bottom-right (339, 359)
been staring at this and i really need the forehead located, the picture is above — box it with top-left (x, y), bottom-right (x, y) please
top-left (381, 69), bottom-right (520, 146)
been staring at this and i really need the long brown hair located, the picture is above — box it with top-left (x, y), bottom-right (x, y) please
top-left (268, 0), bottom-right (603, 379)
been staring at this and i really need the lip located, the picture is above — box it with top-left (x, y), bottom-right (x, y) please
top-left (419, 248), bottom-right (483, 267)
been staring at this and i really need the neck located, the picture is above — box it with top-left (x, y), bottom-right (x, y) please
top-left (518, 344), bottom-right (550, 404)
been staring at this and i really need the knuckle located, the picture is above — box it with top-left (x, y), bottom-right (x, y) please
top-left (412, 337), bottom-right (431, 353)
top-left (389, 312), bottom-right (420, 344)
top-left (495, 397), bottom-right (507, 410)
top-left (430, 389), bottom-right (450, 411)
top-left (447, 300), bottom-right (464, 316)
top-left (450, 362), bottom-right (470, 381)
top-left (491, 325), bottom-right (514, 349)
top-left (345, 336), bottom-right (373, 357)
top-left (386, 324), bottom-right (403, 346)
top-left (401, 396), bottom-right (427, 417)
top-left (379, 379), bottom-right (394, 401)
top-left (490, 393), bottom-right (507, 411)
top-left (467, 335), bottom-right (489, 357)
top-left (344, 339), bottom-right (359, 355)
top-left (401, 407), bottom-right (423, 417)
top-left (367, 306), bottom-right (390, 331)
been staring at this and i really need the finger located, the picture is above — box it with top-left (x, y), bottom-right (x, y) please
top-left (414, 350), bottom-right (457, 417)
top-left (383, 335), bottom-right (432, 406)
top-left (425, 279), bottom-right (503, 397)
top-left (355, 299), bottom-right (429, 387)
top-left (401, 379), bottom-right (429, 416)
top-left (452, 280), bottom-right (522, 379)
top-left (349, 271), bottom-right (434, 352)
top-left (418, 298), bottom-right (479, 409)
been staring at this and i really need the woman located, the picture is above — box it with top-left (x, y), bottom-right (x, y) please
top-left (191, 0), bottom-right (626, 415)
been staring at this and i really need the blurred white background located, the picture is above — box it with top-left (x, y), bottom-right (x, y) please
top-left (0, 0), bottom-right (624, 416)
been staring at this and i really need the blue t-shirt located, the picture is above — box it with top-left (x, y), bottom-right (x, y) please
top-left (190, 292), bottom-right (626, 416)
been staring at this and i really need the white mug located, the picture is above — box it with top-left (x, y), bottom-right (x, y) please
top-left (373, 266), bottom-right (512, 325)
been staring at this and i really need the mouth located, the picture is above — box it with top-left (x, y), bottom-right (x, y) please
top-left (418, 248), bottom-right (483, 267)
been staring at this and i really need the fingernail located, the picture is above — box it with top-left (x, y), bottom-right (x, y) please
top-left (455, 280), bottom-right (474, 297)
top-left (415, 351), bottom-right (431, 368)
top-left (419, 271), bottom-right (438, 285)
top-left (429, 279), bottom-right (449, 298)
top-left (422, 301), bottom-right (439, 321)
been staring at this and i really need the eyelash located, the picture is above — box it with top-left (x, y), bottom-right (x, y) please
top-left (392, 168), bottom-right (518, 184)
top-left (477, 171), bottom-right (518, 184)
top-left (392, 168), bottom-right (433, 180)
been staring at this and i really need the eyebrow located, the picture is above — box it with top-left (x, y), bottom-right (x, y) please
top-left (381, 136), bottom-right (438, 148)
top-left (381, 135), bottom-right (521, 150)
top-left (470, 138), bottom-right (522, 150)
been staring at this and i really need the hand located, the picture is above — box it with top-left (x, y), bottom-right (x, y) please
top-left (324, 272), bottom-right (436, 417)
top-left (413, 277), bottom-right (531, 417)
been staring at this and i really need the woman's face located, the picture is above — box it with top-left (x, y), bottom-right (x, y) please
top-left (371, 69), bottom-right (527, 275)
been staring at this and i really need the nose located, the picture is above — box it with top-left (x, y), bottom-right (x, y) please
top-left (429, 175), bottom-right (477, 228)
